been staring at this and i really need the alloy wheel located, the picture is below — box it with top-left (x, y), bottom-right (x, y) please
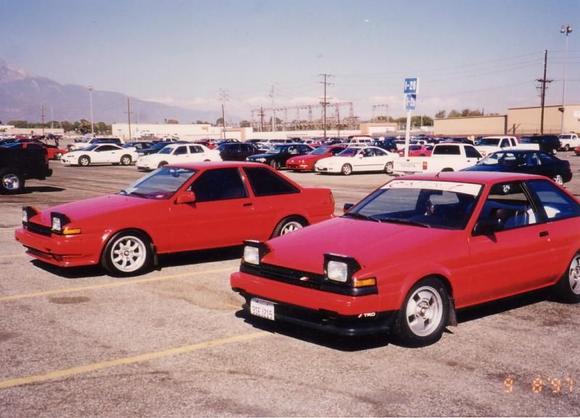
top-left (569, 255), bottom-right (580, 295)
top-left (405, 285), bottom-right (444, 337)
top-left (110, 235), bottom-right (147, 273)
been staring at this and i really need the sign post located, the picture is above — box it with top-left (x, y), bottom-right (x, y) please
top-left (403, 77), bottom-right (418, 158)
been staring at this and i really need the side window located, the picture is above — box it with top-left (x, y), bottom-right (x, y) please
top-left (375, 148), bottom-right (386, 156)
top-left (510, 138), bottom-right (517, 146)
top-left (434, 145), bottom-right (460, 155)
top-left (191, 168), bottom-right (247, 202)
top-left (96, 145), bottom-right (116, 152)
top-left (527, 180), bottom-right (580, 220)
top-left (465, 146), bottom-right (481, 159)
top-left (244, 167), bottom-right (299, 196)
top-left (331, 147), bottom-right (343, 155)
top-left (477, 182), bottom-right (538, 231)
top-left (500, 139), bottom-right (508, 148)
top-left (174, 146), bottom-right (188, 155)
top-left (288, 146), bottom-right (299, 155)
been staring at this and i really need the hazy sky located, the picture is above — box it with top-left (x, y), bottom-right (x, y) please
top-left (1, 0), bottom-right (579, 120)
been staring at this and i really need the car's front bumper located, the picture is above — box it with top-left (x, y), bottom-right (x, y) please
top-left (315, 166), bottom-right (339, 173)
top-left (14, 226), bottom-right (102, 268)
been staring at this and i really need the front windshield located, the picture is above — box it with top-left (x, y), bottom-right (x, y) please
top-left (559, 135), bottom-right (572, 139)
top-left (158, 146), bottom-right (173, 154)
top-left (345, 180), bottom-right (482, 229)
top-left (337, 148), bottom-right (358, 157)
top-left (310, 146), bottom-right (331, 155)
top-left (120, 167), bottom-right (196, 199)
top-left (519, 137), bottom-right (537, 144)
top-left (269, 145), bottom-right (285, 154)
top-left (479, 138), bottom-right (500, 146)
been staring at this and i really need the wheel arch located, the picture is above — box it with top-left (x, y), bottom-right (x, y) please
top-left (100, 227), bottom-right (158, 266)
top-left (270, 214), bottom-right (310, 238)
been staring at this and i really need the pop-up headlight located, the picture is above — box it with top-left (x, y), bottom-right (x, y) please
top-left (242, 240), bottom-right (270, 265)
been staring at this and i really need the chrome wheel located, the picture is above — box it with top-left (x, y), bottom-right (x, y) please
top-left (341, 164), bottom-right (352, 176)
top-left (553, 175), bottom-right (564, 186)
top-left (385, 162), bottom-right (394, 174)
top-left (2, 174), bottom-right (20, 191)
top-left (79, 156), bottom-right (90, 166)
top-left (110, 235), bottom-right (147, 273)
top-left (121, 155), bottom-right (131, 166)
top-left (280, 220), bottom-right (303, 235)
top-left (405, 285), bottom-right (444, 337)
top-left (569, 255), bottom-right (580, 295)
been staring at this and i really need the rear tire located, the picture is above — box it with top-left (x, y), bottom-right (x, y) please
top-left (272, 217), bottom-right (307, 237)
top-left (553, 252), bottom-right (580, 303)
top-left (101, 231), bottom-right (153, 277)
top-left (441, 168), bottom-right (453, 172)
top-left (78, 156), bottom-right (90, 166)
top-left (158, 161), bottom-right (168, 168)
top-left (564, 144), bottom-right (570, 151)
top-left (0, 169), bottom-right (24, 194)
top-left (270, 160), bottom-right (280, 170)
top-left (341, 164), bottom-right (353, 176)
top-left (384, 161), bottom-right (394, 174)
top-left (393, 277), bottom-right (449, 347)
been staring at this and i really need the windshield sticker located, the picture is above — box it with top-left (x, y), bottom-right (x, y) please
top-left (382, 180), bottom-right (482, 196)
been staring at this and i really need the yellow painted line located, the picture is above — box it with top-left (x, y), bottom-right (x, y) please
top-left (0, 267), bottom-right (235, 302)
top-left (0, 332), bottom-right (267, 390)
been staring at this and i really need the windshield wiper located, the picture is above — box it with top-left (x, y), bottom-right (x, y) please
top-left (380, 217), bottom-right (431, 228)
top-left (342, 212), bottom-right (382, 222)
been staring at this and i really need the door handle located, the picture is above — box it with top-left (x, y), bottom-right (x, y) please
top-left (539, 231), bottom-right (549, 237)
top-left (243, 203), bottom-right (253, 207)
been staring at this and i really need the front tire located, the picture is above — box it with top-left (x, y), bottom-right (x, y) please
top-left (341, 164), bottom-right (353, 176)
top-left (158, 161), bottom-right (168, 168)
top-left (385, 161), bottom-right (394, 175)
top-left (120, 155), bottom-right (132, 166)
top-left (393, 277), bottom-right (449, 347)
top-left (78, 156), bottom-right (90, 166)
top-left (272, 217), bottom-right (307, 237)
top-left (270, 160), bottom-right (280, 170)
top-left (0, 169), bottom-right (24, 194)
top-left (553, 252), bottom-right (580, 303)
top-left (101, 232), bottom-right (152, 277)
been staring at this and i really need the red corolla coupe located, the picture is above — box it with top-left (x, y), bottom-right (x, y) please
top-left (286, 144), bottom-right (347, 172)
top-left (231, 172), bottom-right (580, 346)
top-left (15, 162), bottom-right (334, 276)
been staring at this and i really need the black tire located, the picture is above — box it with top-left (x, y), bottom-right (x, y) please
top-left (271, 216), bottom-right (307, 238)
top-left (393, 277), bottom-right (450, 347)
top-left (0, 168), bottom-right (25, 194)
top-left (385, 161), bottom-right (394, 175)
top-left (341, 164), bottom-right (353, 176)
top-left (158, 161), bottom-right (168, 168)
top-left (120, 155), bottom-right (132, 166)
top-left (78, 155), bottom-right (90, 166)
top-left (564, 144), bottom-right (570, 151)
top-left (101, 231), bottom-right (153, 277)
top-left (553, 252), bottom-right (580, 303)
top-left (270, 160), bottom-right (280, 170)
top-left (441, 168), bottom-right (454, 172)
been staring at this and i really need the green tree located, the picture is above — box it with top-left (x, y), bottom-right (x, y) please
top-left (434, 110), bottom-right (446, 119)
top-left (239, 120), bottom-right (251, 128)
top-left (448, 110), bottom-right (461, 118)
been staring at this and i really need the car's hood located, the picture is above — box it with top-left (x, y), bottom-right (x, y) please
top-left (32, 194), bottom-right (162, 227)
top-left (261, 217), bottom-right (458, 274)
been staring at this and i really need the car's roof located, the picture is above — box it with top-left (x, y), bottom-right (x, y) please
top-left (167, 161), bottom-right (269, 170)
top-left (400, 171), bottom-right (547, 185)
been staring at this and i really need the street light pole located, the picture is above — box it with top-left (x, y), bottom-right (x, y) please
top-left (560, 24), bottom-right (573, 134)
top-left (88, 86), bottom-right (95, 136)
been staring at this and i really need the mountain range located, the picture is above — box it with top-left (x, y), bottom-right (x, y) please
top-left (0, 60), bottom-right (217, 124)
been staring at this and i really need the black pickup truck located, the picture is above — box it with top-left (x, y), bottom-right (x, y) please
top-left (0, 142), bottom-right (52, 193)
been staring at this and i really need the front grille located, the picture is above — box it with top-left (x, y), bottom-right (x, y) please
top-left (24, 222), bottom-right (52, 237)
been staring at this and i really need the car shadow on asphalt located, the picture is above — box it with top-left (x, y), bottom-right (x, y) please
top-left (235, 287), bottom-right (560, 351)
top-left (21, 186), bottom-right (65, 193)
top-left (30, 246), bottom-right (243, 279)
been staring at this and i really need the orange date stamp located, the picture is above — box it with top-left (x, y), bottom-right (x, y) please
top-left (504, 375), bottom-right (575, 394)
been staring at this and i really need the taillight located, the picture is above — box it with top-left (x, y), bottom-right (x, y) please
top-left (422, 161), bottom-right (428, 170)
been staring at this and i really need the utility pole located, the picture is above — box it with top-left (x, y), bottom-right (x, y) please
top-left (41, 105), bottom-right (45, 136)
top-left (218, 89), bottom-right (229, 139)
top-left (536, 50), bottom-right (552, 135)
top-left (319, 73), bottom-right (334, 140)
top-left (88, 86), bottom-right (95, 136)
top-left (126, 97), bottom-right (133, 141)
top-left (259, 106), bottom-right (265, 132)
top-left (269, 85), bottom-right (276, 132)
top-left (560, 24), bottom-right (573, 133)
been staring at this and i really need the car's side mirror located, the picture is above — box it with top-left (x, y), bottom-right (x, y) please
top-left (473, 218), bottom-right (500, 236)
top-left (175, 191), bottom-right (196, 205)
top-left (343, 203), bottom-right (354, 213)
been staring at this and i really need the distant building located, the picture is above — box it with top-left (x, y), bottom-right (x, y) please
top-left (434, 104), bottom-right (580, 136)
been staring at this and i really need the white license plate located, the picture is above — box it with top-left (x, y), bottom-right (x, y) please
top-left (250, 298), bottom-right (275, 321)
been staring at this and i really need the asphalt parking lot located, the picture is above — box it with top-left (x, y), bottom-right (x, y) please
top-left (0, 154), bottom-right (579, 417)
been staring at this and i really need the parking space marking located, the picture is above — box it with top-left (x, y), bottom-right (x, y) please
top-left (0, 331), bottom-right (268, 390)
top-left (0, 267), bottom-right (235, 302)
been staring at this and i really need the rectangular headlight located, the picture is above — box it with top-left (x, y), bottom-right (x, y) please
top-left (242, 240), bottom-right (270, 266)
top-left (327, 260), bottom-right (348, 283)
top-left (50, 212), bottom-right (71, 233)
top-left (324, 253), bottom-right (361, 285)
top-left (22, 206), bottom-right (38, 224)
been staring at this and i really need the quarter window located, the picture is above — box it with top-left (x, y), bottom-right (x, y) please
top-left (527, 180), bottom-right (580, 220)
top-left (244, 167), bottom-right (299, 196)
top-left (191, 168), bottom-right (247, 202)
top-left (465, 146), bottom-right (482, 159)
top-left (174, 146), bottom-right (188, 155)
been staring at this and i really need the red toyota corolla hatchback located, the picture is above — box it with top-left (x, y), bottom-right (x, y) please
top-left (286, 144), bottom-right (347, 172)
top-left (15, 162), bottom-right (334, 276)
top-left (231, 172), bottom-right (580, 346)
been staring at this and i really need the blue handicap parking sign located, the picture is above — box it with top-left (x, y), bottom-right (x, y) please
top-left (405, 94), bottom-right (416, 111)
top-left (404, 78), bottom-right (418, 94)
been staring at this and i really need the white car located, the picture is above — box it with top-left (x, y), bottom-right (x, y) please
top-left (136, 143), bottom-right (221, 171)
top-left (315, 146), bottom-right (399, 175)
top-left (558, 133), bottom-right (579, 151)
top-left (61, 144), bottom-right (138, 166)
